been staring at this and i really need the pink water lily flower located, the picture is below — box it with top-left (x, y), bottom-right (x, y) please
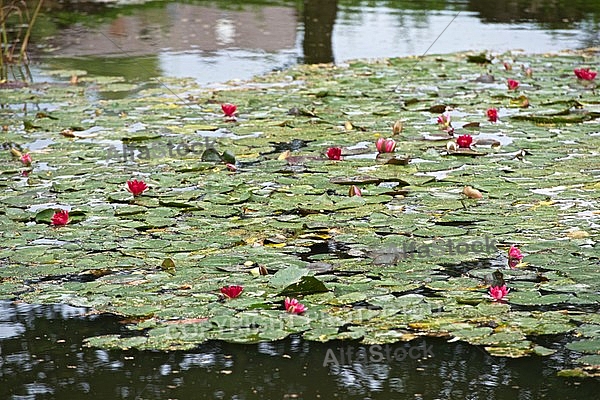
top-left (437, 112), bottom-right (454, 133)
top-left (375, 137), bottom-right (396, 153)
top-left (508, 245), bottom-right (523, 261)
top-left (326, 147), bottom-right (342, 160)
top-left (574, 68), bottom-right (597, 81)
top-left (507, 79), bottom-right (519, 90)
top-left (220, 285), bottom-right (243, 299)
top-left (285, 297), bottom-right (307, 314)
top-left (437, 113), bottom-right (451, 126)
top-left (20, 153), bottom-right (32, 166)
top-left (51, 209), bottom-right (70, 226)
top-left (489, 285), bottom-right (510, 301)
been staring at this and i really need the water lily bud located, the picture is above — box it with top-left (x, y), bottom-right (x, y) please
top-left (226, 163), bottom-right (237, 172)
top-left (221, 103), bottom-right (237, 117)
top-left (486, 108), bottom-right (498, 123)
top-left (463, 186), bottom-right (483, 199)
top-left (348, 185), bottom-right (362, 197)
top-left (392, 120), bottom-right (403, 135)
top-left (507, 79), bottom-right (519, 90)
top-left (10, 147), bottom-right (22, 158)
top-left (20, 153), bottom-right (32, 166)
top-left (446, 141), bottom-right (458, 151)
top-left (376, 138), bottom-right (396, 153)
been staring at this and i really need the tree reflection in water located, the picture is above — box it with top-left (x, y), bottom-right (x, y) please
top-left (303, 0), bottom-right (338, 64)
top-left (1, 301), bottom-right (598, 399)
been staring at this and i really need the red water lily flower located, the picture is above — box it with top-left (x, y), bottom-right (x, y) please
top-left (456, 135), bottom-right (473, 148)
top-left (220, 285), bottom-right (243, 299)
top-left (507, 79), bottom-right (519, 90)
top-left (326, 147), bottom-right (342, 160)
top-left (574, 68), bottom-right (597, 81)
top-left (285, 297), bottom-right (307, 314)
top-left (503, 61), bottom-right (512, 71)
top-left (221, 103), bottom-right (237, 118)
top-left (489, 285), bottom-right (510, 301)
top-left (348, 185), bottom-right (362, 197)
top-left (375, 137), bottom-right (396, 153)
top-left (51, 210), bottom-right (70, 226)
top-left (20, 153), bottom-right (32, 166)
top-left (486, 108), bottom-right (498, 123)
top-left (127, 179), bottom-right (148, 197)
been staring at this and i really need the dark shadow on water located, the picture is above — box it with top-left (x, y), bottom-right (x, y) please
top-left (1, 300), bottom-right (599, 399)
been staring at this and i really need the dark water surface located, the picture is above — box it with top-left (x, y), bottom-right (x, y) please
top-left (1, 301), bottom-right (599, 399)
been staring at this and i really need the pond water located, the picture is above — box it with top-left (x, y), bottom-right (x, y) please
top-left (28, 0), bottom-right (600, 86)
top-left (1, 300), bottom-right (598, 399)
top-left (3, 1), bottom-right (600, 399)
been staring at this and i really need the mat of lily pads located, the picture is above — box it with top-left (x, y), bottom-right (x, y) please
top-left (1, 50), bottom-right (599, 377)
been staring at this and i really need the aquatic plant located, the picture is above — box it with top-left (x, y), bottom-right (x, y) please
top-left (50, 209), bottom-right (69, 226)
top-left (221, 103), bottom-right (237, 119)
top-left (375, 137), bottom-right (396, 153)
top-left (126, 179), bottom-right (148, 197)
top-left (574, 68), bottom-right (597, 81)
top-left (486, 108), bottom-right (498, 122)
top-left (507, 78), bottom-right (520, 90)
top-left (285, 297), bottom-right (307, 314)
top-left (0, 0), bottom-right (43, 81)
top-left (456, 135), bottom-right (473, 148)
top-left (221, 285), bottom-right (243, 299)
top-left (326, 147), bottom-right (342, 160)
top-left (489, 285), bottom-right (510, 301)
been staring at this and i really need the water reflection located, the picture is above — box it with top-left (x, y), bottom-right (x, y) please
top-left (303, 0), bottom-right (337, 64)
top-left (29, 0), bottom-right (600, 86)
top-left (1, 300), bottom-right (598, 399)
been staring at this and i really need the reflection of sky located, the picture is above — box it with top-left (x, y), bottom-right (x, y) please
top-left (333, 9), bottom-right (581, 61)
top-left (35, 5), bottom-right (592, 87)
top-left (157, 7), bottom-right (586, 85)
top-left (158, 49), bottom-right (300, 85)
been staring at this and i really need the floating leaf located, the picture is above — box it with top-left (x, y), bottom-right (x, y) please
top-left (279, 276), bottom-right (328, 296)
